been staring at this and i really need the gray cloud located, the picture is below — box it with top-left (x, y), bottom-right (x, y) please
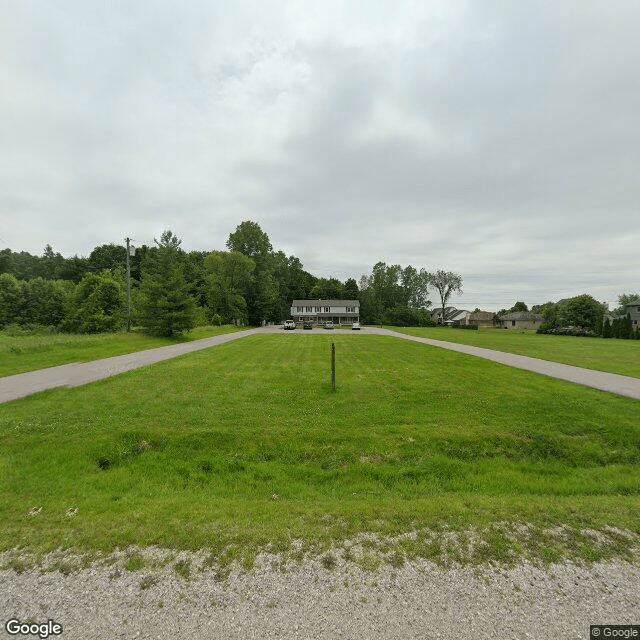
top-left (1, 1), bottom-right (638, 310)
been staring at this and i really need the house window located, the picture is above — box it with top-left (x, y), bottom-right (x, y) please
top-left (324, 307), bottom-right (331, 313)
top-left (346, 306), bottom-right (354, 313)
top-left (512, 320), bottom-right (516, 326)
top-left (296, 306), bottom-right (302, 313)
top-left (306, 306), bottom-right (312, 312)
top-left (315, 307), bottom-right (321, 312)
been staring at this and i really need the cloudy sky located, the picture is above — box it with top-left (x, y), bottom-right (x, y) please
top-left (1, 1), bottom-right (638, 311)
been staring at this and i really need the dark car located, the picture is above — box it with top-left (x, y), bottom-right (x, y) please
top-left (303, 322), bottom-right (313, 330)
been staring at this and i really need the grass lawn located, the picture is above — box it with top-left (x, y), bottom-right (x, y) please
top-left (391, 326), bottom-right (640, 379)
top-left (1, 334), bottom-right (638, 569)
top-left (0, 325), bottom-right (244, 378)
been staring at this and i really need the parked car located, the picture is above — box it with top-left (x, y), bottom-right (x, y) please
top-left (351, 322), bottom-right (361, 330)
top-left (303, 321), bottom-right (313, 330)
top-left (283, 320), bottom-right (296, 330)
top-left (324, 321), bottom-right (334, 330)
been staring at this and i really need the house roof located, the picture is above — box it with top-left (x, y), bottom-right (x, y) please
top-left (626, 298), bottom-right (640, 307)
top-left (499, 312), bottom-right (543, 321)
top-left (291, 299), bottom-right (359, 306)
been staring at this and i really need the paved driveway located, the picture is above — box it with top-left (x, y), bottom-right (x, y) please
top-left (1, 326), bottom-right (639, 404)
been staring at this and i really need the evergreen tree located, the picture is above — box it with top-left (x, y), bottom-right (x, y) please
top-left (626, 313), bottom-right (634, 339)
top-left (138, 231), bottom-right (196, 337)
top-left (602, 317), bottom-right (611, 338)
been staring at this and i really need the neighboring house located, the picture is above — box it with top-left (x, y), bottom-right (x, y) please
top-left (626, 298), bottom-right (640, 331)
top-left (448, 309), bottom-right (471, 325)
top-left (290, 299), bottom-right (359, 325)
top-left (499, 311), bottom-right (544, 330)
top-left (431, 307), bottom-right (457, 324)
top-left (431, 307), bottom-right (472, 325)
top-left (466, 311), bottom-right (498, 327)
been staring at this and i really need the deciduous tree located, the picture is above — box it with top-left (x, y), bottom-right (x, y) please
top-left (427, 270), bottom-right (463, 324)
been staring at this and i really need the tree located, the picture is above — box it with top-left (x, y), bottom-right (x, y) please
top-left (62, 272), bottom-right (125, 333)
top-left (614, 293), bottom-right (640, 316)
top-left (88, 244), bottom-right (127, 274)
top-left (309, 277), bottom-right (345, 300)
top-left (226, 221), bottom-right (273, 262)
top-left (21, 278), bottom-right (72, 327)
top-left (40, 244), bottom-right (65, 279)
top-left (271, 251), bottom-right (316, 320)
top-left (427, 270), bottom-right (463, 324)
top-left (0, 273), bottom-right (22, 327)
top-left (559, 295), bottom-right (605, 334)
top-left (344, 278), bottom-right (359, 300)
top-left (138, 231), bottom-right (196, 337)
top-left (204, 251), bottom-right (255, 324)
top-left (510, 301), bottom-right (528, 313)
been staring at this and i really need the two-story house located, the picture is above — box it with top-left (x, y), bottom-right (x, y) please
top-left (290, 300), bottom-right (360, 325)
top-left (626, 298), bottom-right (640, 332)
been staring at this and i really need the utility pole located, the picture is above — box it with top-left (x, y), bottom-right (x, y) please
top-left (125, 237), bottom-right (132, 332)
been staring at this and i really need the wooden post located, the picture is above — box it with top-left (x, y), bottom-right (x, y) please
top-left (331, 342), bottom-right (336, 391)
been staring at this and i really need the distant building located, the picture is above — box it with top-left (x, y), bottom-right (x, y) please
top-left (290, 300), bottom-right (360, 325)
top-left (626, 298), bottom-right (640, 331)
top-left (467, 311), bottom-right (498, 327)
top-left (498, 311), bottom-right (544, 330)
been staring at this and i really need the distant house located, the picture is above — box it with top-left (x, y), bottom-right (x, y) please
top-left (290, 299), bottom-right (359, 325)
top-left (466, 311), bottom-right (498, 327)
top-left (431, 307), bottom-right (470, 325)
top-left (626, 299), bottom-right (640, 331)
top-left (499, 311), bottom-right (544, 330)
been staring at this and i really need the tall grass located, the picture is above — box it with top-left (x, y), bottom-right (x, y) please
top-left (0, 325), bottom-right (243, 377)
top-left (0, 334), bottom-right (638, 563)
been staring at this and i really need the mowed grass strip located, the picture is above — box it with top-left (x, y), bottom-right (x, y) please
top-left (0, 325), bottom-right (244, 378)
top-left (392, 326), bottom-right (640, 379)
top-left (0, 334), bottom-right (638, 564)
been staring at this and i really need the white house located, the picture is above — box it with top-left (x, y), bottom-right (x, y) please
top-left (290, 299), bottom-right (360, 325)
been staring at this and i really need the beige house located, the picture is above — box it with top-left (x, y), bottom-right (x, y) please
top-left (290, 299), bottom-right (359, 325)
top-left (466, 311), bottom-right (497, 327)
top-left (499, 311), bottom-right (544, 330)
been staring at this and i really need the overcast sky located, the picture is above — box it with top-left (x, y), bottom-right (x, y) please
top-left (2, 1), bottom-right (639, 311)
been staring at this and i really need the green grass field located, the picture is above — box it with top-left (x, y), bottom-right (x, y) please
top-left (0, 325), bottom-right (243, 378)
top-left (392, 327), bottom-right (640, 378)
top-left (1, 334), bottom-right (638, 569)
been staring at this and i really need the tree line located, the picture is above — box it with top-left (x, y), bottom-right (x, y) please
top-left (497, 295), bottom-right (639, 339)
top-left (0, 221), bottom-right (460, 336)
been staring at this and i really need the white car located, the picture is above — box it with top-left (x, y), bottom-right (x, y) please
top-left (283, 320), bottom-right (296, 330)
top-left (351, 322), bottom-right (361, 330)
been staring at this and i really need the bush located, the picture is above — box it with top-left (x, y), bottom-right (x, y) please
top-left (537, 326), bottom-right (596, 337)
top-left (381, 307), bottom-right (435, 327)
top-left (62, 272), bottom-right (125, 333)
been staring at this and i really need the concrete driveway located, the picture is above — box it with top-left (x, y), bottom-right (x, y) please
top-left (1, 326), bottom-right (639, 404)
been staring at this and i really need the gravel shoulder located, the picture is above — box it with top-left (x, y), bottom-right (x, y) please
top-left (2, 552), bottom-right (639, 639)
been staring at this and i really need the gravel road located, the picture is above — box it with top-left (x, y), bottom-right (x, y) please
top-left (2, 551), bottom-right (638, 639)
